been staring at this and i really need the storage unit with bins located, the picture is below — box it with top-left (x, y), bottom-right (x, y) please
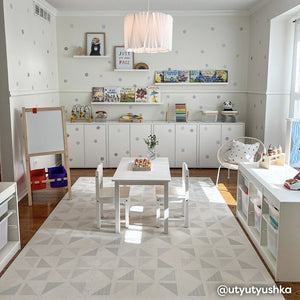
top-left (0, 182), bottom-right (20, 272)
top-left (237, 162), bottom-right (300, 281)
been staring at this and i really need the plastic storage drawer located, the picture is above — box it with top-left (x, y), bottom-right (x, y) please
top-left (269, 204), bottom-right (279, 229)
top-left (0, 215), bottom-right (9, 251)
top-left (267, 221), bottom-right (278, 259)
top-left (254, 204), bottom-right (262, 230)
top-left (240, 187), bottom-right (248, 216)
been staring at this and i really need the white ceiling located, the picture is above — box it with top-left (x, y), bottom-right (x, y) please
top-left (45, 0), bottom-right (270, 14)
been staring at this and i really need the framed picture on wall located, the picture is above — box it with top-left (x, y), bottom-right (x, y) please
top-left (86, 32), bottom-right (105, 56)
top-left (114, 46), bottom-right (134, 69)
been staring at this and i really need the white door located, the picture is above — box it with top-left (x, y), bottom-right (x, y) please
top-left (66, 124), bottom-right (84, 168)
top-left (84, 124), bottom-right (106, 168)
top-left (199, 124), bottom-right (222, 168)
top-left (221, 124), bottom-right (245, 144)
top-left (175, 124), bottom-right (197, 167)
top-left (108, 124), bottom-right (130, 167)
top-left (153, 124), bottom-right (176, 167)
top-left (130, 124), bottom-right (152, 158)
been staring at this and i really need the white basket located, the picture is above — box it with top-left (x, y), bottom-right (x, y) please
top-left (201, 111), bottom-right (218, 122)
top-left (240, 187), bottom-right (248, 216)
top-left (269, 204), bottom-right (279, 228)
top-left (0, 215), bottom-right (8, 251)
top-left (0, 201), bottom-right (8, 219)
top-left (254, 205), bottom-right (261, 230)
top-left (267, 220), bottom-right (278, 259)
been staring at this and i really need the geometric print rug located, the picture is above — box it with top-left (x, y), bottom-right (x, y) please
top-left (0, 177), bottom-right (283, 299)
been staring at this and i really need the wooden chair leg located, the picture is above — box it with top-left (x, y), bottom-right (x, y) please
top-left (156, 198), bottom-right (161, 228)
top-left (125, 198), bottom-right (130, 228)
top-left (184, 199), bottom-right (189, 228)
top-left (96, 200), bottom-right (101, 229)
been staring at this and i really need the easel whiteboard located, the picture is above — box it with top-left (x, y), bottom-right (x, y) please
top-left (25, 110), bottom-right (65, 154)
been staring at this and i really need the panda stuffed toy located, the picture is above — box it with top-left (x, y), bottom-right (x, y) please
top-left (223, 100), bottom-right (233, 111)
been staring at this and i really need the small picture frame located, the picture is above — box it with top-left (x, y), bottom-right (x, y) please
top-left (114, 46), bottom-right (134, 69)
top-left (86, 32), bottom-right (105, 56)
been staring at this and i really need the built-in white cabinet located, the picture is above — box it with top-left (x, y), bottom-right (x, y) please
top-left (153, 124), bottom-right (176, 167)
top-left (67, 122), bottom-right (244, 168)
top-left (130, 124), bottom-right (152, 158)
top-left (237, 163), bottom-right (300, 281)
top-left (175, 124), bottom-right (197, 167)
top-left (108, 124), bottom-right (130, 167)
top-left (199, 124), bottom-right (222, 168)
top-left (221, 123), bottom-right (245, 144)
top-left (0, 182), bottom-right (20, 273)
top-left (66, 124), bottom-right (85, 168)
top-left (84, 124), bottom-right (106, 168)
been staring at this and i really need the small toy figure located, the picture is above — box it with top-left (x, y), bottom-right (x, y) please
top-left (76, 46), bottom-right (84, 56)
top-left (223, 100), bottom-right (233, 111)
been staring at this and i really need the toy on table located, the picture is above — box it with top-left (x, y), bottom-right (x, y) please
top-left (71, 104), bottom-right (93, 122)
top-left (119, 113), bottom-right (143, 123)
top-left (221, 100), bottom-right (238, 122)
top-left (132, 158), bottom-right (151, 171)
top-left (95, 110), bottom-right (107, 122)
top-left (259, 144), bottom-right (284, 169)
top-left (284, 172), bottom-right (300, 190)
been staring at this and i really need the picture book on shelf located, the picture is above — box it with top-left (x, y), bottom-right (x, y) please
top-left (215, 70), bottom-right (228, 82)
top-left (163, 70), bottom-right (179, 83)
top-left (155, 71), bottom-right (164, 83)
top-left (178, 70), bottom-right (190, 83)
top-left (104, 87), bottom-right (120, 102)
top-left (147, 86), bottom-right (160, 103)
top-left (135, 87), bottom-right (147, 102)
top-left (91, 87), bottom-right (104, 102)
top-left (120, 87), bottom-right (136, 102)
top-left (190, 70), bottom-right (202, 83)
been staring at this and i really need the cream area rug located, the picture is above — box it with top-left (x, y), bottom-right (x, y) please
top-left (0, 177), bottom-right (283, 300)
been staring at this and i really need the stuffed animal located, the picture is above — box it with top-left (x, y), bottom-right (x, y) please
top-left (223, 100), bottom-right (233, 111)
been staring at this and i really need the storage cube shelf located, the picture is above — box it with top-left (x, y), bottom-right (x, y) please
top-left (237, 163), bottom-right (300, 281)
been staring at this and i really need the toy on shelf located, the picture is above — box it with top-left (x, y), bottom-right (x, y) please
top-left (259, 144), bottom-right (285, 169)
top-left (133, 158), bottom-right (151, 171)
top-left (70, 104), bottom-right (93, 122)
top-left (284, 172), bottom-right (300, 190)
top-left (95, 110), bottom-right (107, 122)
top-left (119, 113), bottom-right (143, 123)
top-left (221, 100), bottom-right (238, 122)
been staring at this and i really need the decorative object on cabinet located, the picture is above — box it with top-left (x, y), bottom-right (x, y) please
top-left (175, 103), bottom-right (187, 122)
top-left (91, 87), bottom-right (104, 103)
top-left (95, 110), bottom-right (107, 122)
top-left (144, 134), bottom-right (158, 160)
top-left (119, 113), bottom-right (143, 123)
top-left (120, 87), bottom-right (135, 102)
top-left (201, 110), bottom-right (218, 122)
top-left (71, 104), bottom-right (93, 122)
top-left (104, 87), bottom-right (120, 102)
top-left (76, 46), bottom-right (84, 56)
top-left (216, 137), bottom-right (265, 186)
top-left (124, 7), bottom-right (173, 53)
top-left (165, 103), bottom-right (170, 122)
top-left (86, 32), bottom-right (105, 56)
top-left (133, 158), bottom-right (151, 171)
top-left (114, 46), bottom-right (134, 69)
top-left (135, 62), bottom-right (149, 69)
top-left (147, 86), bottom-right (160, 103)
top-left (221, 101), bottom-right (238, 122)
top-left (259, 144), bottom-right (285, 169)
top-left (135, 87), bottom-right (147, 102)
top-left (22, 106), bottom-right (72, 206)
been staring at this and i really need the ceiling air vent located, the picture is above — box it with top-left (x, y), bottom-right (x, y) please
top-left (33, 1), bottom-right (51, 23)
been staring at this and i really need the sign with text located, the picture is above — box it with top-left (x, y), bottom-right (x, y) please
top-left (114, 46), bottom-right (134, 69)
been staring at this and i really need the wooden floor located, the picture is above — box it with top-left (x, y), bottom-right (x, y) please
top-left (1, 168), bottom-right (299, 299)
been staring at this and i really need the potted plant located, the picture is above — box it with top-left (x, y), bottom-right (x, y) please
top-left (144, 134), bottom-right (159, 160)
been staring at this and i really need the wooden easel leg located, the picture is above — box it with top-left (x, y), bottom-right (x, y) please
top-left (25, 157), bottom-right (32, 206)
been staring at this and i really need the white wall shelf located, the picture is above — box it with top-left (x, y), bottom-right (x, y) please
top-left (73, 55), bottom-right (110, 59)
top-left (113, 69), bottom-right (149, 72)
top-left (155, 83), bottom-right (229, 86)
top-left (91, 102), bottom-right (162, 105)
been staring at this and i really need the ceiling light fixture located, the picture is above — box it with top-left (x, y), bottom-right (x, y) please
top-left (124, 0), bottom-right (173, 53)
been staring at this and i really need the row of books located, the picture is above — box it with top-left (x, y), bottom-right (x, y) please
top-left (155, 70), bottom-right (228, 83)
top-left (92, 87), bottom-right (161, 103)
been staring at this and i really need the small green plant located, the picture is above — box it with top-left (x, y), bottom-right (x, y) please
top-left (144, 134), bottom-right (159, 149)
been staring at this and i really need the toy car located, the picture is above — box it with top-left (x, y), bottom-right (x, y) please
top-left (284, 172), bottom-right (300, 190)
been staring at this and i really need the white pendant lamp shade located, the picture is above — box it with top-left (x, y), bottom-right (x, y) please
top-left (124, 12), bottom-right (173, 53)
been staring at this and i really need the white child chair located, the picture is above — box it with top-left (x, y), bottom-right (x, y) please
top-left (155, 162), bottom-right (189, 228)
top-left (95, 163), bottom-right (130, 229)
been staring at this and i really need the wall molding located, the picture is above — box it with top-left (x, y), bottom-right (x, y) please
top-left (10, 89), bottom-right (60, 97)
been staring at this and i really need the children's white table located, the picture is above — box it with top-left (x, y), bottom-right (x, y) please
top-left (112, 157), bottom-right (171, 234)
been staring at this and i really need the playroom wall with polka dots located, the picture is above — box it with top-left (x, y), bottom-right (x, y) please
top-left (56, 15), bottom-right (249, 123)
top-left (3, 0), bottom-right (59, 197)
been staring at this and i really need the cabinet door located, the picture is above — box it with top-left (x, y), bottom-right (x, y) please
top-left (130, 124), bottom-right (152, 158)
top-left (84, 124), bottom-right (106, 168)
top-left (175, 124), bottom-right (197, 167)
top-left (108, 124), bottom-right (130, 167)
top-left (153, 124), bottom-right (175, 167)
top-left (199, 124), bottom-right (222, 168)
top-left (221, 124), bottom-right (245, 144)
top-left (66, 124), bottom-right (84, 168)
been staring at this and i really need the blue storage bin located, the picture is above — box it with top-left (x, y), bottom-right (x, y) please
top-left (48, 166), bottom-right (67, 188)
